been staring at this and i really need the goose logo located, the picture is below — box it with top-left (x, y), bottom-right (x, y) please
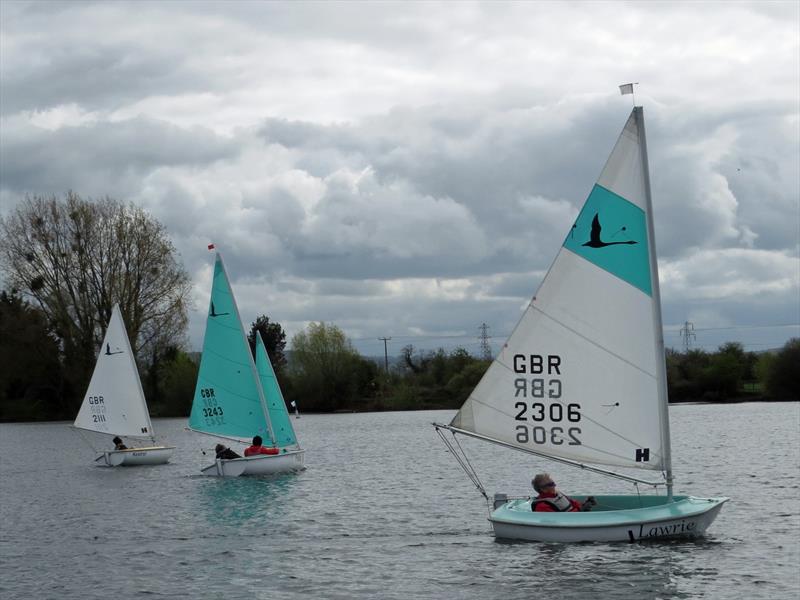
top-left (209, 302), bottom-right (230, 318)
top-left (582, 213), bottom-right (637, 248)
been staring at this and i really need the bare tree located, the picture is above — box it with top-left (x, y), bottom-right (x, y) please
top-left (0, 192), bottom-right (192, 399)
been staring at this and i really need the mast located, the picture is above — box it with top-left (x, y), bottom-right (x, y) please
top-left (636, 106), bottom-right (674, 500)
top-left (216, 253), bottom-right (277, 447)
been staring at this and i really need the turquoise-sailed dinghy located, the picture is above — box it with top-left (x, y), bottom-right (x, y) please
top-left (435, 102), bottom-right (727, 542)
top-left (189, 250), bottom-right (304, 477)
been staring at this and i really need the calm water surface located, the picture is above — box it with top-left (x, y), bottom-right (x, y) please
top-left (1, 402), bottom-right (798, 599)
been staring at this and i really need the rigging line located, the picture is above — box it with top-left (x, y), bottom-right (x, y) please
top-left (452, 432), bottom-right (487, 499)
top-left (437, 428), bottom-right (483, 494)
top-left (73, 426), bottom-right (100, 453)
top-left (435, 427), bottom-right (487, 499)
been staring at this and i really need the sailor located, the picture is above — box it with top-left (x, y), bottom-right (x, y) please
top-left (531, 473), bottom-right (596, 512)
top-left (215, 443), bottom-right (241, 460)
top-left (243, 435), bottom-right (280, 456)
top-left (112, 436), bottom-right (128, 450)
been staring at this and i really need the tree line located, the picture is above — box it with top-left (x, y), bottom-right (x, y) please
top-left (0, 193), bottom-right (796, 422)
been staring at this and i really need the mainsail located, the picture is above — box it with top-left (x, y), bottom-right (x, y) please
top-left (74, 305), bottom-right (154, 438)
top-left (450, 108), bottom-right (670, 474)
top-left (255, 332), bottom-right (298, 447)
top-left (189, 253), bottom-right (275, 445)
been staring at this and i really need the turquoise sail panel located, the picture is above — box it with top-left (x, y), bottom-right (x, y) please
top-left (255, 334), bottom-right (298, 448)
top-left (189, 255), bottom-right (272, 442)
top-left (563, 184), bottom-right (652, 296)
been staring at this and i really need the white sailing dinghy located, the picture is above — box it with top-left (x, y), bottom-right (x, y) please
top-left (188, 250), bottom-right (304, 477)
top-left (434, 106), bottom-right (728, 542)
top-left (73, 304), bottom-right (174, 466)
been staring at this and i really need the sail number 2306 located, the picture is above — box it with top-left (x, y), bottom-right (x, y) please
top-left (514, 398), bottom-right (582, 446)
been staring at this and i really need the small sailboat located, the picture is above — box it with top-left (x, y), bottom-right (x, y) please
top-left (73, 304), bottom-right (174, 466)
top-left (434, 105), bottom-right (728, 542)
top-left (189, 250), bottom-right (304, 477)
top-left (291, 400), bottom-right (301, 419)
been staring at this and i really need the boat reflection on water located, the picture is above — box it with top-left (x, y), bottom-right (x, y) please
top-left (193, 472), bottom-right (299, 527)
top-left (492, 536), bottom-right (722, 598)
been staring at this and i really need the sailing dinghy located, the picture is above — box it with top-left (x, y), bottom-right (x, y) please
top-left (73, 304), bottom-right (174, 466)
top-left (189, 250), bottom-right (304, 477)
top-left (434, 105), bottom-right (727, 542)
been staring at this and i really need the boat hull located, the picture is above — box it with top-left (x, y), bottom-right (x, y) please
top-left (95, 446), bottom-right (174, 467)
top-left (200, 448), bottom-right (305, 477)
top-left (489, 495), bottom-right (728, 542)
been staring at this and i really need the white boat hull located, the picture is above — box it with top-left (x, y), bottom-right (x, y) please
top-left (200, 448), bottom-right (305, 477)
top-left (95, 446), bottom-right (174, 467)
top-left (489, 495), bottom-right (729, 543)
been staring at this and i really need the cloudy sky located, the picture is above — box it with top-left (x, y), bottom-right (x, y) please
top-left (1, 0), bottom-right (798, 357)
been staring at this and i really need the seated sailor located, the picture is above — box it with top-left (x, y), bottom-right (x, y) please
top-left (531, 473), bottom-right (596, 512)
top-left (243, 435), bottom-right (280, 457)
top-left (215, 443), bottom-right (241, 460)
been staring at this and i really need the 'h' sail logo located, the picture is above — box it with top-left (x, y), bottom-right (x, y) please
top-left (209, 301), bottom-right (230, 318)
top-left (105, 343), bottom-right (123, 356)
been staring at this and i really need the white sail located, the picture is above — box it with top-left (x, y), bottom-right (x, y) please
top-left (451, 108), bottom-right (668, 472)
top-left (74, 304), bottom-right (155, 438)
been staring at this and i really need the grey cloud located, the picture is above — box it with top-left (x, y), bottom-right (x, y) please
top-left (0, 116), bottom-right (239, 201)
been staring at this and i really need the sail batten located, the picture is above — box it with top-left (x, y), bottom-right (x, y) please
top-left (450, 107), bottom-right (668, 474)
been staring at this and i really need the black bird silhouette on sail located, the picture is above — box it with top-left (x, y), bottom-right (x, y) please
top-left (209, 301), bottom-right (230, 317)
top-left (582, 213), bottom-right (637, 248)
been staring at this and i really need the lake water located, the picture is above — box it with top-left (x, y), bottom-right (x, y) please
top-left (1, 402), bottom-right (798, 599)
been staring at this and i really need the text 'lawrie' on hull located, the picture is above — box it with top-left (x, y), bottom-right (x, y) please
top-left (433, 98), bottom-right (728, 543)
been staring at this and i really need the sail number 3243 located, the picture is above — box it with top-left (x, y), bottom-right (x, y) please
top-left (199, 388), bottom-right (225, 425)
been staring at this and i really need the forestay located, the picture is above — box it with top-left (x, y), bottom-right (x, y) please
top-left (189, 253), bottom-right (274, 445)
top-left (74, 305), bottom-right (154, 438)
top-left (255, 333), bottom-right (298, 447)
top-left (450, 109), bottom-right (668, 473)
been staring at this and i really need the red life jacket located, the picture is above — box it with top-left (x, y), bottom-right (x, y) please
top-left (532, 492), bottom-right (580, 512)
top-left (244, 445), bottom-right (280, 457)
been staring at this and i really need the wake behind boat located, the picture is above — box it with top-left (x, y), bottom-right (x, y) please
top-left (188, 249), bottom-right (305, 477)
top-left (73, 304), bottom-right (174, 466)
top-left (434, 101), bottom-right (727, 542)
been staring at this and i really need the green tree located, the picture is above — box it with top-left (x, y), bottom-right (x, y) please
top-left (764, 338), bottom-right (800, 400)
top-left (247, 315), bottom-right (288, 372)
top-left (0, 192), bottom-right (192, 411)
top-left (288, 322), bottom-right (365, 411)
top-left (153, 350), bottom-right (200, 416)
top-left (0, 292), bottom-right (64, 420)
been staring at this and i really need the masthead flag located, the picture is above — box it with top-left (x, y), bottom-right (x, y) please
top-left (207, 243), bottom-right (215, 250)
top-left (619, 83), bottom-right (634, 95)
